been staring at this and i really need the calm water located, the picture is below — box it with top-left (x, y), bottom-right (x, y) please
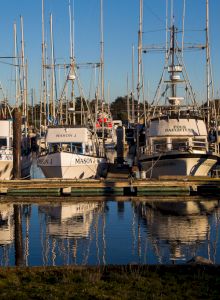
top-left (0, 198), bottom-right (220, 266)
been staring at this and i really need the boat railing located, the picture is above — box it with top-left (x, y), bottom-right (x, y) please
top-left (149, 105), bottom-right (205, 119)
top-left (140, 140), bottom-right (208, 155)
top-left (190, 140), bottom-right (208, 152)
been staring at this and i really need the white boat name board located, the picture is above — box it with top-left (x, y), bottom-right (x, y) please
top-left (46, 127), bottom-right (91, 143)
top-left (149, 119), bottom-right (207, 136)
top-left (165, 125), bottom-right (193, 133)
top-left (55, 134), bottom-right (77, 138)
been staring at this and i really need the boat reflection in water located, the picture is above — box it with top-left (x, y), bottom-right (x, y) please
top-left (0, 204), bottom-right (14, 245)
top-left (135, 199), bottom-right (220, 263)
top-left (38, 202), bottom-right (104, 265)
top-left (0, 204), bottom-right (14, 266)
top-left (0, 199), bottom-right (219, 266)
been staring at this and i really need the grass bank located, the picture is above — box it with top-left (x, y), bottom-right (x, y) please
top-left (0, 265), bottom-right (219, 299)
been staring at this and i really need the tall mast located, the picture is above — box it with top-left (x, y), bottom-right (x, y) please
top-left (69, 0), bottom-right (75, 125)
top-left (50, 13), bottom-right (56, 121)
top-left (136, 0), bottom-right (143, 161)
top-left (132, 44), bottom-right (135, 123)
top-left (100, 0), bottom-right (104, 103)
top-left (41, 0), bottom-right (47, 129)
top-left (137, 0), bottom-right (143, 124)
top-left (100, 0), bottom-right (105, 146)
top-left (206, 0), bottom-right (210, 128)
top-left (20, 16), bottom-right (27, 119)
top-left (127, 73), bottom-right (130, 122)
top-left (171, 24), bottom-right (176, 98)
top-left (13, 22), bottom-right (19, 108)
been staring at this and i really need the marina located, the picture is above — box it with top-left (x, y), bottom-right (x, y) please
top-left (1, 0), bottom-right (220, 298)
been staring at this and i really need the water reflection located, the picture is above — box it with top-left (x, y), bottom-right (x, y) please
top-left (0, 204), bottom-right (14, 245)
top-left (38, 202), bottom-right (105, 266)
top-left (0, 198), bottom-right (219, 266)
top-left (134, 199), bottom-right (220, 263)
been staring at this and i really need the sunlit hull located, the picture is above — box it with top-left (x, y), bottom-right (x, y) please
top-left (37, 151), bottom-right (108, 179)
top-left (140, 152), bottom-right (218, 178)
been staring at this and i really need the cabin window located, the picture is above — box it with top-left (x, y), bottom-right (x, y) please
top-left (72, 143), bottom-right (82, 154)
top-left (153, 139), bottom-right (167, 152)
top-left (172, 139), bottom-right (188, 151)
top-left (85, 145), bottom-right (90, 153)
top-left (49, 143), bottom-right (61, 152)
top-left (61, 143), bottom-right (71, 152)
top-left (0, 138), bottom-right (7, 148)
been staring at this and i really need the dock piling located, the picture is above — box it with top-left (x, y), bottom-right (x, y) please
top-left (13, 108), bottom-right (22, 179)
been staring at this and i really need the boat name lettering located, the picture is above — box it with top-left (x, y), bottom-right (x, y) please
top-left (75, 158), bottom-right (95, 164)
top-left (38, 158), bottom-right (51, 165)
top-left (55, 134), bottom-right (77, 138)
top-left (165, 125), bottom-right (193, 133)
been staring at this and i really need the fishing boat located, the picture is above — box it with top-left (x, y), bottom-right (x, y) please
top-left (0, 120), bottom-right (31, 179)
top-left (138, 24), bottom-right (219, 178)
top-left (37, 125), bottom-right (107, 179)
top-left (96, 110), bottom-right (117, 150)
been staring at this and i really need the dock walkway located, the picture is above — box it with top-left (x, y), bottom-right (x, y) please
top-left (1, 175), bottom-right (220, 197)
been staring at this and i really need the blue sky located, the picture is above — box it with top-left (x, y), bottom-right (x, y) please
top-left (0, 0), bottom-right (220, 106)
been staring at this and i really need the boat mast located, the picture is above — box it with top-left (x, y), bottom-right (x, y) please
top-left (100, 0), bottom-right (104, 105)
top-left (127, 73), bottom-right (130, 122)
top-left (50, 13), bottom-right (56, 122)
top-left (13, 22), bottom-right (19, 108)
top-left (137, 0), bottom-right (143, 124)
top-left (100, 0), bottom-right (105, 146)
top-left (20, 16), bottom-right (27, 121)
top-left (132, 44), bottom-right (135, 123)
top-left (41, 0), bottom-right (47, 130)
top-left (69, 0), bottom-right (75, 125)
top-left (136, 0), bottom-right (143, 161)
top-left (206, 0), bottom-right (211, 129)
top-left (170, 24), bottom-right (176, 98)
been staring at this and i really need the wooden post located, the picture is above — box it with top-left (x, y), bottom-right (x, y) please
top-left (116, 126), bottom-right (125, 164)
top-left (13, 108), bottom-right (22, 179)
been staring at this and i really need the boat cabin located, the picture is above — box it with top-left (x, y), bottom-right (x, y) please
top-left (144, 117), bottom-right (208, 155)
top-left (0, 120), bottom-right (13, 150)
top-left (45, 126), bottom-right (95, 155)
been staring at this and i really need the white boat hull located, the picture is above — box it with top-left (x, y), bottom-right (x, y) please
top-left (0, 160), bottom-right (13, 179)
top-left (37, 152), bottom-right (108, 179)
top-left (140, 153), bottom-right (218, 178)
top-left (0, 154), bottom-right (32, 180)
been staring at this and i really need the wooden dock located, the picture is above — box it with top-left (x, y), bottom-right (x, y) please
top-left (1, 175), bottom-right (220, 197)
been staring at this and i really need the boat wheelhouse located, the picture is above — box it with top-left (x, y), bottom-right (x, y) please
top-left (37, 126), bottom-right (107, 179)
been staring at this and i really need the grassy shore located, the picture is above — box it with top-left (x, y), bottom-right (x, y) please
top-left (0, 265), bottom-right (219, 299)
